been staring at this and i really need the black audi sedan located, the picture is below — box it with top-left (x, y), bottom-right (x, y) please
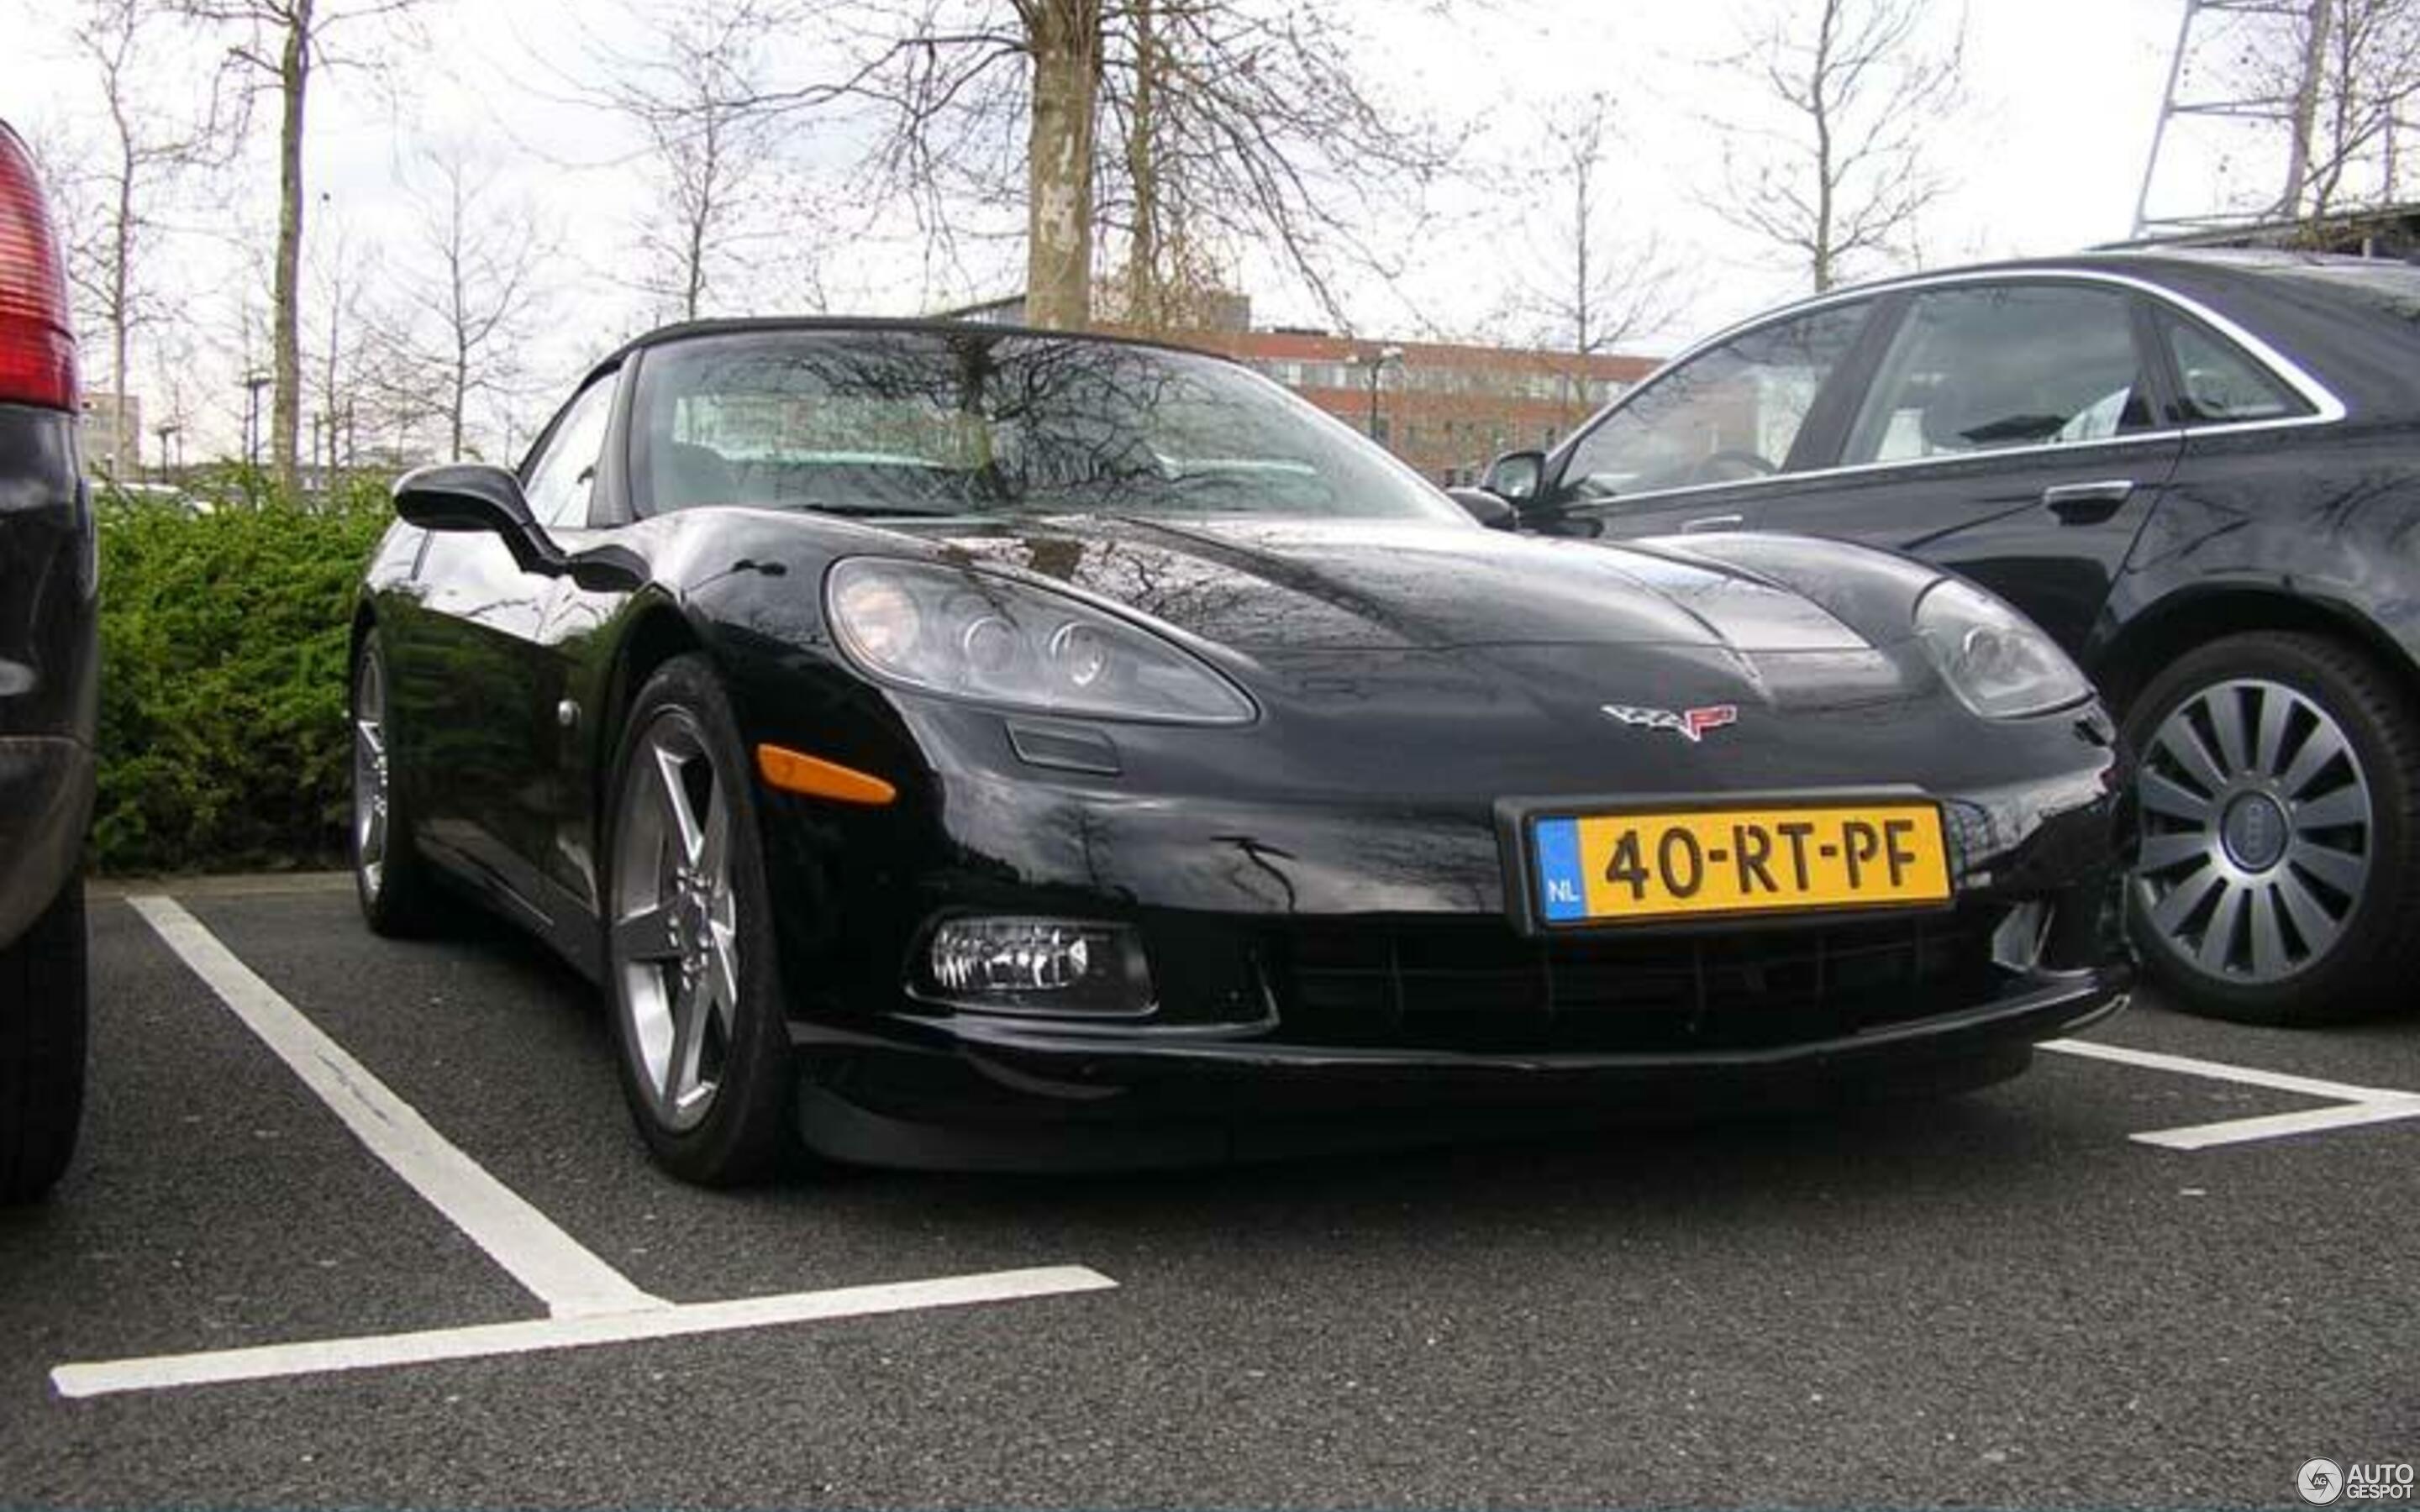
top-left (355, 318), bottom-right (2128, 1183)
top-left (1481, 250), bottom-right (2420, 1026)
top-left (0, 120), bottom-right (94, 1202)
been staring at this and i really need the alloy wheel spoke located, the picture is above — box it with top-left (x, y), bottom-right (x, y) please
top-left (705, 921), bottom-right (740, 1031)
top-left (2250, 686), bottom-right (2293, 774)
top-left (2196, 879), bottom-right (2249, 971)
top-left (2276, 722), bottom-right (2350, 800)
top-left (2152, 719), bottom-right (2228, 796)
top-left (2292, 785), bottom-right (2368, 832)
top-left (2149, 866), bottom-right (2223, 934)
top-left (2245, 883), bottom-right (2288, 979)
top-left (2139, 769), bottom-right (2216, 824)
top-left (697, 784), bottom-right (729, 896)
top-left (2288, 838), bottom-right (2367, 899)
top-left (2274, 865), bottom-right (2343, 948)
top-left (666, 974), bottom-right (712, 1111)
top-left (654, 742), bottom-right (706, 869)
top-left (2137, 831), bottom-right (2213, 873)
top-left (612, 902), bottom-right (684, 964)
top-left (2202, 688), bottom-right (2253, 776)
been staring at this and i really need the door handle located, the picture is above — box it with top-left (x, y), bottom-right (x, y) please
top-left (1681, 513), bottom-right (1745, 533)
top-left (2041, 480), bottom-right (2134, 524)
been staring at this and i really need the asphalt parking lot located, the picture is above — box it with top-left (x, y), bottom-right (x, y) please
top-left (3, 876), bottom-right (2414, 1509)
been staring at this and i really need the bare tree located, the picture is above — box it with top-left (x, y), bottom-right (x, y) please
top-left (741, 0), bottom-right (1452, 330)
top-left (586, 0), bottom-right (826, 323)
top-left (48, 1), bottom-right (235, 480)
top-left (373, 147), bottom-right (552, 462)
top-left (2266, 0), bottom-right (2420, 219)
top-left (302, 191), bottom-right (389, 476)
top-left (176, 0), bottom-right (421, 497)
top-left (1707, 0), bottom-right (1965, 292)
top-left (1513, 92), bottom-right (1681, 418)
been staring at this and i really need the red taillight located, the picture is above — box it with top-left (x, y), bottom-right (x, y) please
top-left (0, 123), bottom-right (76, 412)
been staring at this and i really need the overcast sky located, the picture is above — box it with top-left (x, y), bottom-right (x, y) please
top-left (5, 0), bottom-right (2275, 461)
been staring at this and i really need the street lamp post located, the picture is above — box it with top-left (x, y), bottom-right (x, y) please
top-left (241, 372), bottom-right (271, 471)
top-left (1350, 344), bottom-right (1405, 448)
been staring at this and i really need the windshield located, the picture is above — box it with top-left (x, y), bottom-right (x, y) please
top-left (630, 328), bottom-right (1466, 524)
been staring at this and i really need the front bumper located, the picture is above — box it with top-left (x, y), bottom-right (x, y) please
top-left (745, 677), bottom-right (2129, 1175)
top-left (793, 960), bottom-right (2125, 1170)
top-left (771, 756), bottom-right (2132, 1170)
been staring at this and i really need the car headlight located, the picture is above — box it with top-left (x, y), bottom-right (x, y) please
top-left (825, 558), bottom-right (1255, 724)
top-left (1913, 578), bottom-right (2091, 719)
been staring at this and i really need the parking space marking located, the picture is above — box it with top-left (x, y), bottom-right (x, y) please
top-left (127, 895), bottom-right (663, 1319)
top-left (50, 1266), bottom-right (1116, 1399)
top-left (2041, 1037), bottom-right (2420, 1149)
top-left (86, 896), bottom-right (1120, 1399)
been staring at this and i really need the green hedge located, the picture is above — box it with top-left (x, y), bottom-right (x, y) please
top-left (92, 470), bottom-right (395, 874)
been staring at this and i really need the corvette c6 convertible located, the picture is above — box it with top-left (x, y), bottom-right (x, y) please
top-left (355, 318), bottom-right (2129, 1184)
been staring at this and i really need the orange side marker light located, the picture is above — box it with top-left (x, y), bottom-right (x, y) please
top-left (755, 743), bottom-right (897, 806)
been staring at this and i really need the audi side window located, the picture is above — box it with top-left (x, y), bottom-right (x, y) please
top-left (2161, 317), bottom-right (2307, 425)
top-left (1562, 302), bottom-right (1869, 501)
top-left (1843, 286), bottom-right (2155, 465)
top-left (522, 375), bottom-right (618, 529)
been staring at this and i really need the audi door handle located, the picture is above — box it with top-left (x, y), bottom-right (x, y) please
top-left (1682, 513), bottom-right (1745, 533)
top-left (2041, 480), bottom-right (2134, 523)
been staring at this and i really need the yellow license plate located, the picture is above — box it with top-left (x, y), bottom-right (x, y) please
top-left (1529, 801), bottom-right (1952, 926)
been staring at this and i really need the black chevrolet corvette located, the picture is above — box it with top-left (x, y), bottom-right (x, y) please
top-left (354, 319), bottom-right (2129, 1184)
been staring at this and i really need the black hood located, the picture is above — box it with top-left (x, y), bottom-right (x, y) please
top-left (893, 516), bottom-right (1881, 654)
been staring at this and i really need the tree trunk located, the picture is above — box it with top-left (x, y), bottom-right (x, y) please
top-left (1023, 0), bottom-right (1101, 330)
top-left (1810, 0), bottom-right (1840, 291)
top-left (271, 0), bottom-right (313, 499)
top-left (2282, 0), bottom-right (2333, 218)
top-left (110, 139), bottom-right (133, 479)
top-left (1124, 0), bottom-right (1158, 329)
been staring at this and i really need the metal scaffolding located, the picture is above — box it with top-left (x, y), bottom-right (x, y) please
top-left (2131, 0), bottom-right (2333, 237)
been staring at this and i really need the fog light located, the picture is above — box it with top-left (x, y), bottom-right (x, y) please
top-left (920, 918), bottom-right (1153, 1016)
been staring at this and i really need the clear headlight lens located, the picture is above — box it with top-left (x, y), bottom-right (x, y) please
top-left (1913, 578), bottom-right (2091, 719)
top-left (825, 558), bottom-right (1255, 724)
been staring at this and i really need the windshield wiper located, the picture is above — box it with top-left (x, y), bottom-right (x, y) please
top-left (794, 499), bottom-right (966, 518)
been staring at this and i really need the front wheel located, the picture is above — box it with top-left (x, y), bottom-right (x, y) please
top-left (2123, 632), bottom-right (2420, 1023)
top-left (602, 655), bottom-right (798, 1185)
top-left (352, 629), bottom-right (445, 937)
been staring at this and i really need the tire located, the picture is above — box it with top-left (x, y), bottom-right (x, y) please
top-left (351, 628), bottom-right (445, 937)
top-left (0, 881), bottom-right (87, 1203)
top-left (2122, 631), bottom-right (2420, 1024)
top-left (601, 654), bottom-right (797, 1185)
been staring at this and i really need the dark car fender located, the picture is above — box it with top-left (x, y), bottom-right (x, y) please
top-left (2086, 421), bottom-right (2420, 702)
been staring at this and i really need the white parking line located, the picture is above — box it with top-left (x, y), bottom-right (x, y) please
top-left (76, 895), bottom-right (1118, 1398)
top-left (2040, 1037), bottom-right (2420, 1150)
top-left (127, 895), bottom-right (663, 1319)
top-left (51, 1267), bottom-right (1116, 1399)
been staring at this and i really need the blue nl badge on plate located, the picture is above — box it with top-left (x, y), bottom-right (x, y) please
top-left (1533, 816), bottom-right (1586, 923)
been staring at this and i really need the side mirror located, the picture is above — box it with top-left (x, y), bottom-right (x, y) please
top-left (394, 462), bottom-right (541, 538)
top-left (1447, 486), bottom-right (1518, 530)
top-left (393, 462), bottom-right (643, 591)
top-left (1481, 449), bottom-right (1548, 506)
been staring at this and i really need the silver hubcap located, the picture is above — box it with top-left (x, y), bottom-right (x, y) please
top-left (353, 654), bottom-right (389, 900)
top-left (2134, 676), bottom-right (2373, 984)
top-left (610, 712), bottom-right (739, 1132)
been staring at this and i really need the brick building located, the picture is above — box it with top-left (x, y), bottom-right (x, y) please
top-left (939, 294), bottom-right (1662, 486)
